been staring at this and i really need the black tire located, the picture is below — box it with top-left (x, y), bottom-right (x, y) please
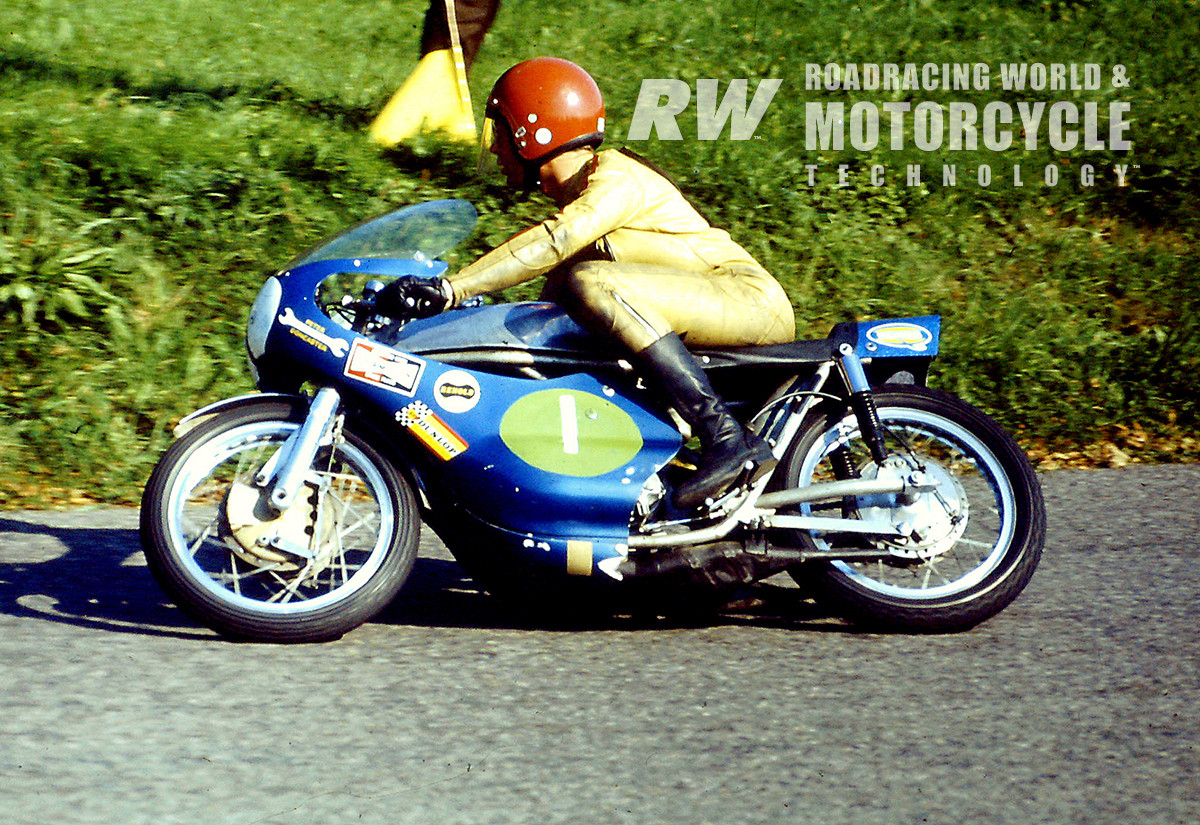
top-left (139, 400), bottom-right (419, 642)
top-left (776, 385), bottom-right (1045, 632)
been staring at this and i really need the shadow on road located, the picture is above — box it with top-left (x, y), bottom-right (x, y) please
top-left (0, 515), bottom-right (849, 639)
top-left (0, 515), bottom-right (211, 640)
top-left (379, 555), bottom-right (848, 634)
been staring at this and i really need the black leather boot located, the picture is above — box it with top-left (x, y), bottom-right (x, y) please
top-left (637, 333), bottom-right (776, 509)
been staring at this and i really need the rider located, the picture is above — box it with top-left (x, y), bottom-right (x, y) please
top-left (381, 57), bottom-right (796, 508)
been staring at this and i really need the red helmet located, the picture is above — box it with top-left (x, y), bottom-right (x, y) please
top-left (485, 57), bottom-right (606, 164)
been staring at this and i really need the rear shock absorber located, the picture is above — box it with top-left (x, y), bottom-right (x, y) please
top-left (836, 343), bottom-right (889, 467)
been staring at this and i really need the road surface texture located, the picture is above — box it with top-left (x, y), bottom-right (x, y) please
top-left (1, 465), bottom-right (1197, 825)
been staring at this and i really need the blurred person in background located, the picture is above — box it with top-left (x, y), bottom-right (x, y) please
top-left (370, 0), bottom-right (502, 145)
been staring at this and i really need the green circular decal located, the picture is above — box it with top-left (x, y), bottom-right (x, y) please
top-left (500, 389), bottom-right (644, 477)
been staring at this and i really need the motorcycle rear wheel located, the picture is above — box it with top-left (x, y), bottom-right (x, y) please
top-left (777, 385), bottom-right (1045, 632)
top-left (140, 400), bottom-right (419, 642)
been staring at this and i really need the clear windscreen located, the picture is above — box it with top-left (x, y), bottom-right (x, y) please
top-left (293, 199), bottom-right (478, 267)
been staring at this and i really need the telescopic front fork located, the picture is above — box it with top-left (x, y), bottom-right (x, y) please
top-left (836, 344), bottom-right (890, 466)
top-left (254, 387), bottom-right (343, 513)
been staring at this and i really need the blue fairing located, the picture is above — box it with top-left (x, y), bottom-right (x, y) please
top-left (257, 259), bottom-right (682, 577)
top-left (394, 302), bottom-right (609, 355)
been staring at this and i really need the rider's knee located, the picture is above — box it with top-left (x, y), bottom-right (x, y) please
top-left (562, 260), bottom-right (615, 304)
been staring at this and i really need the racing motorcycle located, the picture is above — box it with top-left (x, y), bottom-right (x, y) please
top-left (140, 199), bottom-right (1045, 642)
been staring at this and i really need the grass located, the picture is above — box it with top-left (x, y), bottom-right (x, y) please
top-left (1, 0), bottom-right (1198, 507)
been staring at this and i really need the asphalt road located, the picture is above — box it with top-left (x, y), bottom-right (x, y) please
top-left (1, 465), bottom-right (1197, 825)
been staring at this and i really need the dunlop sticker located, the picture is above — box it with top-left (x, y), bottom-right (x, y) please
top-left (396, 401), bottom-right (468, 460)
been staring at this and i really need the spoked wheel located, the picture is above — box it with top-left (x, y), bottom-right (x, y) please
top-left (777, 385), bottom-right (1045, 632)
top-left (140, 400), bottom-right (418, 642)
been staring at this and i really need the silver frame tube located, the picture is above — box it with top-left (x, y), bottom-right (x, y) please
top-left (628, 475), bottom-right (914, 549)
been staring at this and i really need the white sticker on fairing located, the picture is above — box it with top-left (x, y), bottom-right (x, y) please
top-left (433, 370), bottom-right (481, 414)
top-left (865, 322), bottom-right (934, 353)
top-left (344, 340), bottom-right (425, 396)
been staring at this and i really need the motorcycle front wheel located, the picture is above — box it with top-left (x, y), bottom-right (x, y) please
top-left (140, 400), bottom-right (419, 642)
top-left (776, 385), bottom-right (1045, 632)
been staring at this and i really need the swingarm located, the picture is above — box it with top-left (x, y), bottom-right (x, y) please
top-left (628, 470), bottom-right (940, 550)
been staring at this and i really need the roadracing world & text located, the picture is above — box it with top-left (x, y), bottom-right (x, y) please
top-left (627, 62), bottom-right (1136, 189)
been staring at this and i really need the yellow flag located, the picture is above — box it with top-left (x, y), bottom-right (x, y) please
top-left (369, 49), bottom-right (476, 146)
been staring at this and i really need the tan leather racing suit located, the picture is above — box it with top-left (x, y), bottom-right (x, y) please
top-left (447, 149), bottom-right (795, 353)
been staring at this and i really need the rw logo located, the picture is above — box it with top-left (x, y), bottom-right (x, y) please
top-left (627, 78), bottom-right (782, 141)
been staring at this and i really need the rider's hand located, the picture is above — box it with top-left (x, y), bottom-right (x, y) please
top-left (375, 276), bottom-right (452, 319)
